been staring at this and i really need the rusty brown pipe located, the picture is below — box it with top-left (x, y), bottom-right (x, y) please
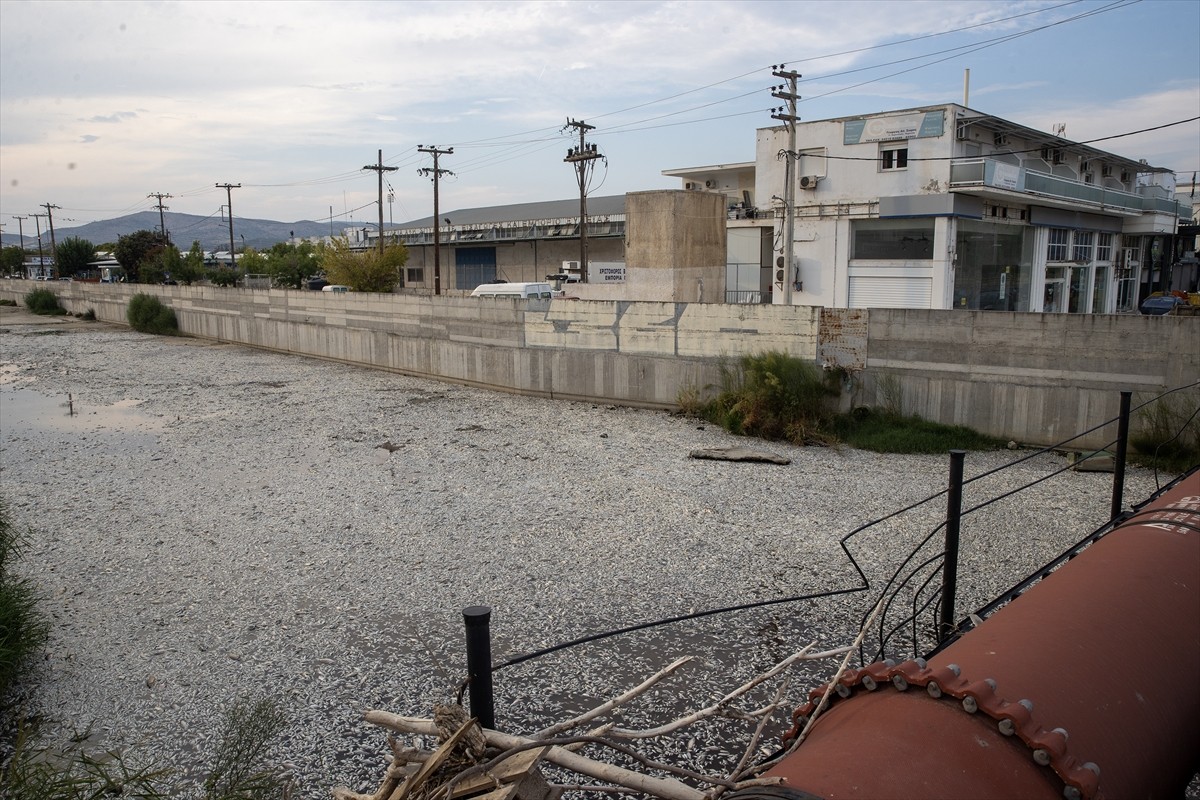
top-left (745, 471), bottom-right (1199, 800)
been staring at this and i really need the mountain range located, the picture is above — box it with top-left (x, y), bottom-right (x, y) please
top-left (1, 211), bottom-right (336, 252)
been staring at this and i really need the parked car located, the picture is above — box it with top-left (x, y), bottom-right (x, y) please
top-left (321, 284), bottom-right (350, 293)
top-left (307, 277), bottom-right (330, 291)
top-left (1139, 295), bottom-right (1187, 315)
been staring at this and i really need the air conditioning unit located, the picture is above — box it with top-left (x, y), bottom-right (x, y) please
top-left (685, 181), bottom-right (700, 190)
top-left (562, 260), bottom-right (580, 273)
top-left (798, 175), bottom-right (820, 190)
top-left (704, 179), bottom-right (718, 189)
top-left (1101, 165), bottom-right (1113, 178)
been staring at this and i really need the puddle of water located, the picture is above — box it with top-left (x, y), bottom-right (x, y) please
top-left (0, 385), bottom-right (165, 441)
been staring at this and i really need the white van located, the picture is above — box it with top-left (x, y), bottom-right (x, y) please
top-left (321, 284), bottom-right (351, 293)
top-left (470, 282), bottom-right (556, 299)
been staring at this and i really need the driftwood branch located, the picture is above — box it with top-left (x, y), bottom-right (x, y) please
top-left (534, 655), bottom-right (694, 738)
top-left (607, 644), bottom-right (847, 739)
top-left (363, 712), bottom-right (706, 800)
top-left (350, 644), bottom-right (852, 800)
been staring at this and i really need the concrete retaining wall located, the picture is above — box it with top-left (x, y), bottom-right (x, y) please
top-left (2, 280), bottom-right (1194, 448)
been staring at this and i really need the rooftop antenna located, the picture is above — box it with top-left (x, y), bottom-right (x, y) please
top-left (1053, 123), bottom-right (1066, 137)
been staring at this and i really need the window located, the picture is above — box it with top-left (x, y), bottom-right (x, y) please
top-left (1096, 232), bottom-right (1113, 262)
top-left (1046, 228), bottom-right (1069, 261)
top-left (406, 267), bottom-right (424, 284)
top-left (880, 143), bottom-right (908, 171)
top-left (1073, 231), bottom-right (1094, 263)
top-left (851, 218), bottom-right (934, 260)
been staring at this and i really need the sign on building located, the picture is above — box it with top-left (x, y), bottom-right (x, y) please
top-left (843, 111), bottom-right (945, 144)
top-left (589, 261), bottom-right (626, 283)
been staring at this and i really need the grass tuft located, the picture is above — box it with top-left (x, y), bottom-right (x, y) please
top-left (0, 500), bottom-right (49, 700)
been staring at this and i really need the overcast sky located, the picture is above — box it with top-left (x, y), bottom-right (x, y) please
top-left (2, 0), bottom-right (1197, 236)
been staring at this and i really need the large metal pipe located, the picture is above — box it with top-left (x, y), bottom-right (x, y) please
top-left (746, 470), bottom-right (1199, 800)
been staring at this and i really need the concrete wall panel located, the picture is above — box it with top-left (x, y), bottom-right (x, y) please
top-left (3, 282), bottom-right (1195, 449)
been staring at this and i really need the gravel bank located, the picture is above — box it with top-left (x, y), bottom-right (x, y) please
top-left (0, 308), bottom-right (1165, 797)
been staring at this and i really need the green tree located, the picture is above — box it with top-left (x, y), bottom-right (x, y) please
top-left (54, 236), bottom-right (95, 278)
top-left (208, 267), bottom-right (241, 287)
top-left (1, 246), bottom-right (24, 276)
top-left (140, 245), bottom-right (182, 284)
top-left (173, 241), bottom-right (207, 286)
top-left (264, 241), bottom-right (318, 289)
top-left (113, 230), bottom-right (169, 283)
top-left (238, 248), bottom-right (267, 274)
top-left (319, 238), bottom-right (408, 293)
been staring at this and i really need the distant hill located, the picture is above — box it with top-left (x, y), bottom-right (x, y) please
top-left (1, 211), bottom-right (333, 252)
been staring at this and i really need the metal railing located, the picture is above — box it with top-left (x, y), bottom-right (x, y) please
top-left (949, 158), bottom-right (1189, 218)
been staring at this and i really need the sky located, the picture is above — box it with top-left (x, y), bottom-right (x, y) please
top-left (1, 0), bottom-right (1198, 237)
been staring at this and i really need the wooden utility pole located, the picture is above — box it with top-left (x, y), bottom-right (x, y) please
top-left (148, 192), bottom-right (172, 242)
top-left (563, 119), bottom-right (601, 283)
top-left (771, 66), bottom-right (801, 305)
top-left (362, 150), bottom-right (400, 281)
top-left (417, 146), bottom-right (453, 295)
top-left (30, 214), bottom-right (47, 276)
top-left (40, 203), bottom-right (60, 276)
top-left (216, 183), bottom-right (241, 268)
top-left (11, 215), bottom-right (27, 254)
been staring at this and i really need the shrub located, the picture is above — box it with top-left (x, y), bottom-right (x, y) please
top-left (23, 288), bottom-right (66, 316)
top-left (0, 299), bottom-right (17, 307)
top-left (0, 499), bottom-right (49, 699)
top-left (684, 351), bottom-right (840, 445)
top-left (126, 293), bottom-right (178, 335)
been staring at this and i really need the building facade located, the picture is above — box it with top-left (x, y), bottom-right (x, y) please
top-left (667, 104), bottom-right (1190, 312)
top-left (353, 191), bottom-right (728, 302)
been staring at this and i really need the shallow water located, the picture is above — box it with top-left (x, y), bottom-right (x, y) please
top-left (0, 384), bottom-right (163, 446)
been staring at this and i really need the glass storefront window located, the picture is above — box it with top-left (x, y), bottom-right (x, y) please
top-left (1091, 265), bottom-right (1109, 313)
top-left (953, 219), bottom-right (1031, 311)
top-left (851, 218), bottom-right (935, 259)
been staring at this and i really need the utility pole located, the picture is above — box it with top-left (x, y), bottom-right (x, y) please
top-left (417, 145), bottom-right (454, 295)
top-left (148, 192), bottom-right (172, 242)
top-left (215, 183), bottom-right (241, 268)
top-left (41, 203), bottom-right (60, 277)
top-left (563, 119), bottom-right (602, 283)
top-left (362, 150), bottom-right (400, 285)
top-left (30, 214), bottom-right (47, 277)
top-left (771, 65), bottom-right (801, 305)
top-left (11, 215), bottom-right (27, 255)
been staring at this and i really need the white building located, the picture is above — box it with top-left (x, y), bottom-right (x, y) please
top-left (666, 103), bottom-right (1190, 312)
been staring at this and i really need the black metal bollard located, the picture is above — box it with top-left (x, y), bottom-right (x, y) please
top-left (1111, 390), bottom-right (1132, 521)
top-left (463, 605), bottom-right (495, 730)
top-left (938, 450), bottom-right (966, 643)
